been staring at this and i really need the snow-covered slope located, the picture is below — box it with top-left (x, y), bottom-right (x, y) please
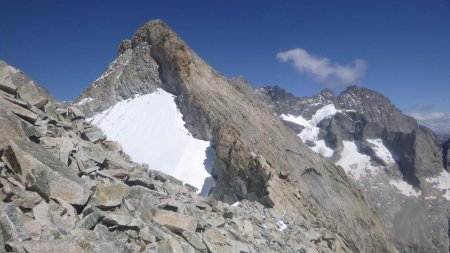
top-left (89, 88), bottom-right (215, 195)
top-left (280, 104), bottom-right (338, 157)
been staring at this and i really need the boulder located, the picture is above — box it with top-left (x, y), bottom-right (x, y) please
top-left (181, 231), bottom-right (207, 252)
top-left (123, 186), bottom-right (160, 221)
top-left (126, 173), bottom-right (156, 189)
top-left (81, 126), bottom-right (106, 143)
top-left (102, 213), bottom-right (139, 229)
top-left (3, 96), bottom-right (30, 109)
top-left (68, 106), bottom-right (85, 120)
top-left (0, 108), bottom-right (27, 148)
top-left (2, 139), bottom-right (91, 205)
top-left (0, 178), bottom-right (43, 209)
top-left (0, 64), bottom-right (18, 94)
top-left (0, 80), bottom-right (17, 94)
top-left (55, 137), bottom-right (75, 166)
top-left (90, 183), bottom-right (126, 208)
top-left (32, 200), bottom-right (75, 236)
top-left (0, 203), bottom-right (31, 243)
top-left (153, 210), bottom-right (198, 234)
top-left (17, 82), bottom-right (48, 108)
top-left (204, 213), bottom-right (226, 228)
top-left (77, 142), bottom-right (108, 165)
top-left (0, 96), bottom-right (38, 123)
top-left (75, 208), bottom-right (104, 230)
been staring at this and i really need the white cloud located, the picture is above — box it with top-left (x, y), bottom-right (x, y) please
top-left (410, 112), bottom-right (446, 121)
top-left (410, 112), bottom-right (450, 134)
top-left (276, 48), bottom-right (367, 86)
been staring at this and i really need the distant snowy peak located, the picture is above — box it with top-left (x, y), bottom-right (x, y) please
top-left (258, 85), bottom-right (442, 199)
top-left (281, 104), bottom-right (339, 157)
top-left (257, 86), bottom-right (337, 117)
top-left (89, 88), bottom-right (215, 195)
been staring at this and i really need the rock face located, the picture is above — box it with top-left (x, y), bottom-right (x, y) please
top-left (257, 85), bottom-right (450, 252)
top-left (443, 139), bottom-right (450, 169)
top-left (76, 20), bottom-right (397, 252)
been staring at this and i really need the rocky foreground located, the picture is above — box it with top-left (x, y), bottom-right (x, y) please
top-left (0, 61), bottom-right (369, 252)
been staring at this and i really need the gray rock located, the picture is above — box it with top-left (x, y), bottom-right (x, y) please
top-left (81, 126), bottom-right (106, 143)
top-left (102, 213), bottom-right (139, 229)
top-left (90, 183), bottom-right (126, 208)
top-left (77, 142), bottom-right (108, 164)
top-left (203, 212), bottom-right (225, 228)
top-left (181, 231), bottom-right (207, 252)
top-left (0, 178), bottom-right (42, 209)
top-left (0, 107), bottom-right (28, 148)
top-left (32, 200), bottom-right (76, 236)
top-left (0, 78), bottom-right (17, 94)
top-left (103, 141), bottom-right (123, 153)
top-left (126, 173), bottom-right (155, 189)
top-left (153, 210), bottom-right (198, 234)
top-left (17, 82), bottom-right (49, 108)
top-left (3, 96), bottom-right (30, 109)
top-left (0, 203), bottom-right (31, 243)
top-left (0, 96), bottom-right (38, 123)
top-left (2, 139), bottom-right (91, 205)
top-left (68, 106), bottom-right (85, 120)
top-left (75, 209), bottom-right (104, 230)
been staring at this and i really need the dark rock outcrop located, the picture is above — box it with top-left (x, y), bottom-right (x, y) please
top-left (443, 139), bottom-right (450, 169)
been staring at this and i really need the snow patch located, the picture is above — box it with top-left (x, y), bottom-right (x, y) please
top-left (426, 170), bottom-right (450, 200)
top-left (89, 89), bottom-right (215, 195)
top-left (336, 141), bottom-right (379, 180)
top-left (276, 221), bottom-right (288, 232)
top-left (231, 202), bottom-right (240, 207)
top-left (366, 139), bottom-right (395, 165)
top-left (280, 104), bottom-right (337, 157)
top-left (389, 179), bottom-right (422, 198)
top-left (76, 97), bottom-right (93, 106)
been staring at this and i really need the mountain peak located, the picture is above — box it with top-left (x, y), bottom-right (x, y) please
top-left (318, 88), bottom-right (336, 101)
top-left (132, 19), bottom-right (183, 48)
top-left (257, 85), bottom-right (296, 101)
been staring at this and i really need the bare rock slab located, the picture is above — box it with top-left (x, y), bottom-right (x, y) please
top-left (0, 108), bottom-right (27, 147)
top-left (153, 210), bottom-right (198, 234)
top-left (2, 139), bottom-right (91, 206)
top-left (6, 239), bottom-right (84, 253)
top-left (0, 96), bottom-right (38, 123)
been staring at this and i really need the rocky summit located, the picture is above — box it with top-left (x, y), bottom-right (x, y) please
top-left (1, 19), bottom-right (446, 253)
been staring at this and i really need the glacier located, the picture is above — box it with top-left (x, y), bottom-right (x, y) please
top-left (89, 88), bottom-right (215, 195)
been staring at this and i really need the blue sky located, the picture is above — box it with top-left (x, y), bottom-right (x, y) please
top-left (1, 1), bottom-right (449, 133)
